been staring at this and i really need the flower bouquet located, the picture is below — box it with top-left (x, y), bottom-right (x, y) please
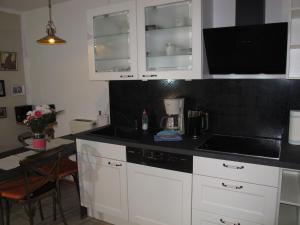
top-left (24, 105), bottom-right (56, 150)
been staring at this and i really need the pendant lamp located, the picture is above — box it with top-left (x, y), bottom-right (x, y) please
top-left (37, 0), bottom-right (66, 45)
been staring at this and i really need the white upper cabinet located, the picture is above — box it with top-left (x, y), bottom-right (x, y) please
top-left (87, 0), bottom-right (202, 81)
top-left (87, 1), bottom-right (138, 80)
top-left (137, 0), bottom-right (202, 80)
top-left (289, 0), bottom-right (300, 78)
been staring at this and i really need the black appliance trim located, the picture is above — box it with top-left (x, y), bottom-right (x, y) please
top-left (196, 134), bottom-right (281, 159)
top-left (126, 147), bottom-right (193, 173)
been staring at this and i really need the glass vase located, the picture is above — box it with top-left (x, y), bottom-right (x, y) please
top-left (32, 132), bottom-right (46, 150)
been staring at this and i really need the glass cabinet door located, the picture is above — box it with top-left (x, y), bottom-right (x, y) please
top-left (145, 1), bottom-right (192, 71)
top-left (93, 12), bottom-right (130, 73)
top-left (138, 0), bottom-right (201, 80)
top-left (87, 2), bottom-right (137, 80)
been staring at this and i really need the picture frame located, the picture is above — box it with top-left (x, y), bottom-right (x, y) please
top-left (0, 107), bottom-right (7, 118)
top-left (0, 80), bottom-right (5, 97)
top-left (11, 85), bottom-right (25, 96)
top-left (0, 51), bottom-right (17, 71)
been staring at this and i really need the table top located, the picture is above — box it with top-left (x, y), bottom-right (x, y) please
top-left (0, 134), bottom-right (76, 183)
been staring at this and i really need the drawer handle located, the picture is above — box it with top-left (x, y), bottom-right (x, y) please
top-left (142, 74), bottom-right (157, 78)
top-left (120, 75), bottom-right (134, 78)
top-left (223, 163), bottom-right (244, 170)
top-left (220, 218), bottom-right (240, 225)
top-left (108, 162), bottom-right (123, 167)
top-left (222, 182), bottom-right (243, 190)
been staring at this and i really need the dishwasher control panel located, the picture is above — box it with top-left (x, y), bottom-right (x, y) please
top-left (126, 147), bottom-right (193, 173)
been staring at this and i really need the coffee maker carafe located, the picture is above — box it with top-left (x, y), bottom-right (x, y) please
top-left (160, 98), bottom-right (185, 134)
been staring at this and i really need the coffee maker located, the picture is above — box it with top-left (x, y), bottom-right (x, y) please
top-left (160, 98), bottom-right (185, 134)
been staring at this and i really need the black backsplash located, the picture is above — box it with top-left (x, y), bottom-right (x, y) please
top-left (109, 79), bottom-right (297, 139)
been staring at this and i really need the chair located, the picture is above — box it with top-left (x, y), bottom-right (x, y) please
top-left (40, 156), bottom-right (80, 220)
top-left (0, 198), bottom-right (4, 225)
top-left (0, 148), bottom-right (68, 225)
top-left (56, 157), bottom-right (78, 191)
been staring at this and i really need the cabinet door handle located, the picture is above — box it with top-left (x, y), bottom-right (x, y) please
top-left (120, 75), bottom-right (134, 78)
top-left (108, 162), bottom-right (122, 167)
top-left (142, 74), bottom-right (157, 78)
top-left (222, 182), bottom-right (243, 190)
top-left (223, 163), bottom-right (244, 170)
top-left (220, 218), bottom-right (240, 225)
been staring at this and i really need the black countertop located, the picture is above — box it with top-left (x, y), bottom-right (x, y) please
top-left (76, 126), bottom-right (300, 171)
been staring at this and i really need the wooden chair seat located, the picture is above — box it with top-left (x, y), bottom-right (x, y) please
top-left (40, 157), bottom-right (77, 179)
top-left (0, 177), bottom-right (50, 200)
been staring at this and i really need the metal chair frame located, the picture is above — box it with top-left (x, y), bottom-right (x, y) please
top-left (0, 148), bottom-right (68, 225)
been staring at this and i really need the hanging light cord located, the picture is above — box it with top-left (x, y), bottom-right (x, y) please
top-left (48, 0), bottom-right (52, 22)
top-left (46, 0), bottom-right (56, 36)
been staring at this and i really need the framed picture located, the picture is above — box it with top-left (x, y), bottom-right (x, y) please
top-left (0, 80), bottom-right (5, 97)
top-left (0, 51), bottom-right (17, 71)
top-left (11, 85), bottom-right (25, 96)
top-left (0, 107), bottom-right (7, 118)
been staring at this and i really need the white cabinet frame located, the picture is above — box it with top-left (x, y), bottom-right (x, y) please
top-left (87, 1), bottom-right (138, 80)
top-left (137, 0), bottom-right (202, 80)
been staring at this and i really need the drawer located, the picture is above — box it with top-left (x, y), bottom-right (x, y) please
top-left (192, 175), bottom-right (278, 225)
top-left (76, 139), bottom-right (126, 161)
top-left (192, 209), bottom-right (260, 225)
top-left (193, 156), bottom-right (280, 187)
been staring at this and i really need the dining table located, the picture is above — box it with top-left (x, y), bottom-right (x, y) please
top-left (0, 134), bottom-right (76, 183)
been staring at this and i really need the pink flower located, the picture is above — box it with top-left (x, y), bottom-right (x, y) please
top-left (34, 111), bottom-right (42, 118)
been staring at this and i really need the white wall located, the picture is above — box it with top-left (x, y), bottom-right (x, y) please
top-left (20, 0), bottom-right (293, 138)
top-left (21, 0), bottom-right (122, 137)
top-left (0, 11), bottom-right (28, 152)
top-left (265, 0), bottom-right (290, 23)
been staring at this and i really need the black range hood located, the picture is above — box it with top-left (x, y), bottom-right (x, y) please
top-left (203, 0), bottom-right (288, 75)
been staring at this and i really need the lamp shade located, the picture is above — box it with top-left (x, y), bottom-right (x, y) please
top-left (37, 35), bottom-right (66, 45)
top-left (37, 0), bottom-right (66, 45)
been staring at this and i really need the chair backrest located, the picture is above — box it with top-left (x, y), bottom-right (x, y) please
top-left (17, 132), bottom-right (33, 147)
top-left (19, 148), bottom-right (65, 198)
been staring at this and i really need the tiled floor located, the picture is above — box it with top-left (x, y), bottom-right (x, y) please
top-left (6, 181), bottom-right (111, 225)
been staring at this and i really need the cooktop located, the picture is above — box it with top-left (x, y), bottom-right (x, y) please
top-left (197, 134), bottom-right (281, 159)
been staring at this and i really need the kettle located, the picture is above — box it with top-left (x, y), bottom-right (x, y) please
top-left (187, 110), bottom-right (209, 139)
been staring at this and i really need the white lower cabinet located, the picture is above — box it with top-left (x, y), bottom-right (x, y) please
top-left (192, 209), bottom-right (261, 225)
top-left (77, 153), bottom-right (128, 221)
top-left (127, 163), bottom-right (192, 225)
top-left (77, 139), bottom-right (281, 225)
top-left (192, 175), bottom-right (278, 225)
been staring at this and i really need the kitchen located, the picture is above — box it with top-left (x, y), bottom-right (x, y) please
top-left (1, 0), bottom-right (300, 225)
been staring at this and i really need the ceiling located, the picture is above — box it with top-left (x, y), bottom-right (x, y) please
top-left (0, 0), bottom-right (71, 12)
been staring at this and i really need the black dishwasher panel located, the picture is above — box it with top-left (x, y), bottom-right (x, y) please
top-left (126, 147), bottom-right (193, 173)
